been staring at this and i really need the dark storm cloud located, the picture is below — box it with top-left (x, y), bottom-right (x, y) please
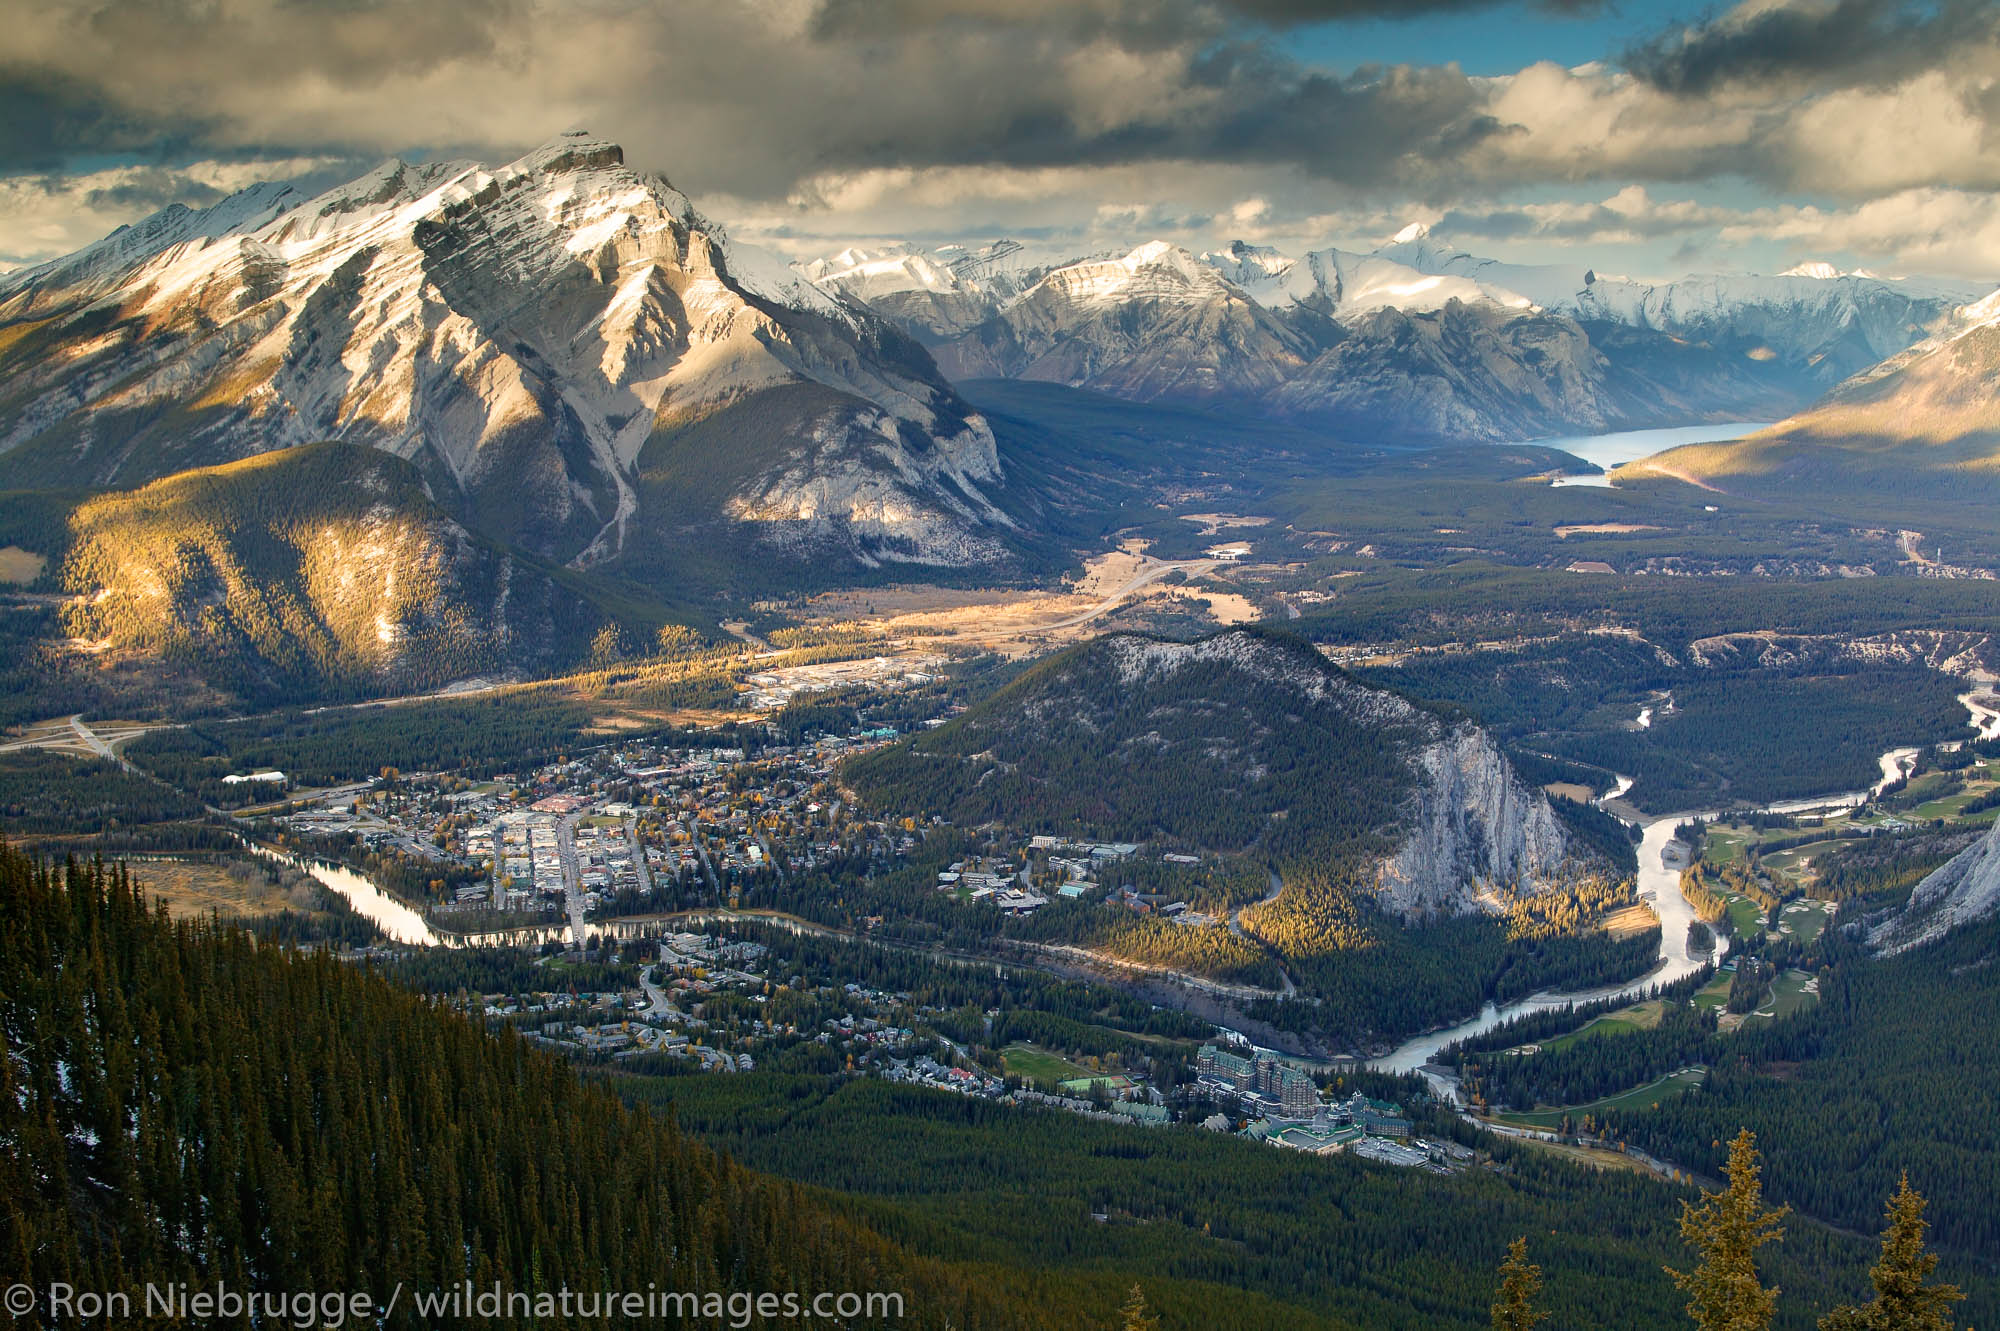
top-left (780, 36), bottom-right (1496, 193)
top-left (1432, 192), bottom-right (1734, 242)
top-left (79, 167), bottom-right (225, 213)
top-left (1625, 0), bottom-right (2000, 95)
top-left (0, 67), bottom-right (208, 170)
top-left (1183, 48), bottom-right (1502, 184)
top-left (2, 0), bottom-right (1496, 198)
top-left (0, 0), bottom-right (1993, 219)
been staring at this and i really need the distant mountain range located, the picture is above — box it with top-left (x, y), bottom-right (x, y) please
top-left (5, 134), bottom-right (2000, 701)
top-left (6, 134), bottom-right (1992, 555)
top-left (1623, 290), bottom-right (2000, 497)
top-left (805, 229), bottom-right (1990, 444)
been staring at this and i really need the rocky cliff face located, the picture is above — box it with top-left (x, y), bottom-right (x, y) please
top-left (1870, 818), bottom-right (2000, 954)
top-left (1375, 725), bottom-right (1574, 918)
top-left (0, 133), bottom-right (1014, 574)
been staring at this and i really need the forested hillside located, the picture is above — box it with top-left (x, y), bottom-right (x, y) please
top-left (1606, 916), bottom-right (2000, 1259)
top-left (843, 628), bottom-right (1650, 1048)
top-left (631, 1069), bottom-right (1956, 1331)
top-left (843, 628), bottom-right (1430, 859)
top-left (0, 845), bottom-right (1038, 1329)
top-left (53, 443), bottom-right (667, 705)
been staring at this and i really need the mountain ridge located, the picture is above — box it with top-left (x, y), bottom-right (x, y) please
top-left (0, 132), bottom-right (1019, 577)
top-left (803, 232), bottom-right (1989, 445)
top-left (55, 441), bottom-right (644, 702)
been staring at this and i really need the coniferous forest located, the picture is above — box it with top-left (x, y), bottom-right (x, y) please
top-left (0, 846), bottom-right (1030, 1330)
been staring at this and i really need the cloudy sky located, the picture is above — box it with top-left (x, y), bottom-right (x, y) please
top-left (4, 0), bottom-right (2000, 281)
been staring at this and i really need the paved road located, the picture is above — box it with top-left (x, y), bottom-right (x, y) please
top-left (623, 816), bottom-right (654, 894)
top-left (687, 817), bottom-right (721, 895)
top-left (0, 714), bottom-right (161, 772)
top-left (1227, 869), bottom-right (1298, 998)
top-left (638, 964), bottom-right (676, 1019)
top-left (756, 832), bottom-right (784, 882)
top-left (556, 814), bottom-right (588, 948)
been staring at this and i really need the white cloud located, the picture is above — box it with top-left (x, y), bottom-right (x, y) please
top-left (4, 0), bottom-right (2000, 279)
top-left (1719, 190), bottom-right (2000, 280)
top-left (0, 157), bottom-right (346, 267)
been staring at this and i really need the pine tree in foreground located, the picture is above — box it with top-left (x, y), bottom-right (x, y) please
top-left (1121, 1283), bottom-right (1159, 1331)
top-left (1491, 1236), bottom-right (1549, 1331)
top-left (1668, 1128), bottom-right (1790, 1331)
top-left (1819, 1175), bottom-right (1963, 1331)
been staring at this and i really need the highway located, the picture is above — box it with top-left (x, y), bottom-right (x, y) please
top-left (0, 714), bottom-right (163, 772)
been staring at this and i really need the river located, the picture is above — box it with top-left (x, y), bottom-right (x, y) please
top-left (1365, 687), bottom-right (1996, 1085)
top-left (1366, 813), bottom-right (1720, 1078)
top-left (251, 846), bottom-right (445, 947)
top-left (274, 675), bottom-right (1998, 1060)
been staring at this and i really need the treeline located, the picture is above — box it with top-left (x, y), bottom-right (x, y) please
top-left (1461, 999), bottom-right (1721, 1111)
top-left (735, 921), bottom-right (1217, 1051)
top-left (1489, 1133), bottom-right (1972, 1331)
top-left (1293, 558), bottom-right (2000, 651)
top-left (1349, 626), bottom-right (1972, 816)
top-left (0, 844), bottom-right (1042, 1330)
top-left (0, 750), bottom-right (206, 834)
top-left (1444, 963), bottom-right (1719, 1059)
top-left (1811, 829), bottom-right (1979, 904)
top-left (1548, 668), bottom-right (1966, 814)
top-left (1549, 794), bottom-right (1642, 874)
top-left (1006, 899), bottom-right (1286, 989)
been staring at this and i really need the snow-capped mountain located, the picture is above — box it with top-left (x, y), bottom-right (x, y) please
top-left (928, 241), bottom-right (1319, 402)
top-left (821, 239), bottom-right (1806, 440)
top-left (1620, 279), bottom-right (2000, 493)
top-left (0, 132), bottom-right (1014, 570)
top-left (1375, 227), bottom-right (1987, 386)
top-left (1204, 238), bottom-right (1534, 318)
top-left (804, 227), bottom-right (1987, 444)
top-left (800, 240), bottom-right (1063, 341)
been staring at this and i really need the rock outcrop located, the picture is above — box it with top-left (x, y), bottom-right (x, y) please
top-left (1376, 725), bottom-right (1574, 918)
top-left (1871, 818), bottom-right (2000, 954)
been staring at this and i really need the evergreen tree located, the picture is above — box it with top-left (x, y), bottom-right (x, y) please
top-left (1491, 1237), bottom-right (1549, 1331)
top-left (1668, 1129), bottom-right (1789, 1331)
top-left (1121, 1283), bottom-right (1160, 1331)
top-left (1819, 1175), bottom-right (1963, 1331)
